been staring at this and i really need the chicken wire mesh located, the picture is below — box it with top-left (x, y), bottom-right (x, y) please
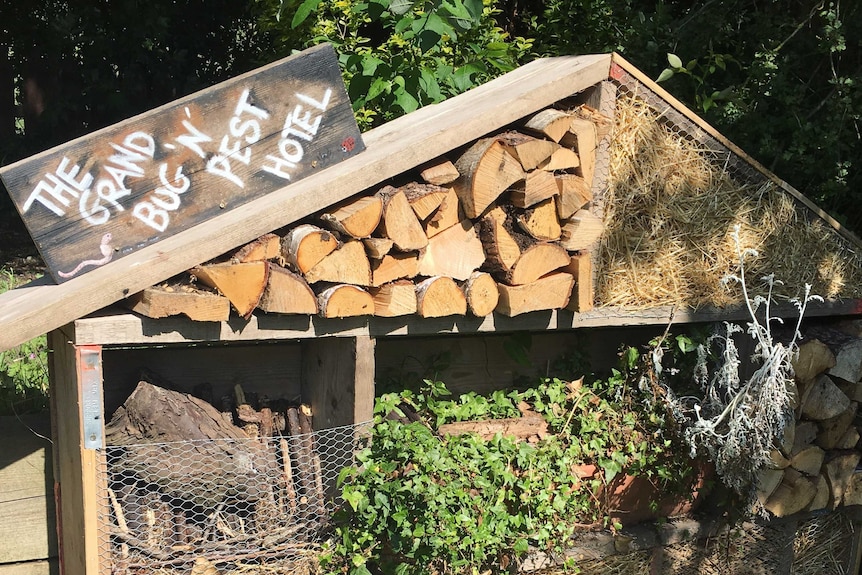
top-left (97, 422), bottom-right (369, 574)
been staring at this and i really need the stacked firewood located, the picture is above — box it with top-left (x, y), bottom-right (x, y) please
top-left (757, 328), bottom-right (862, 517)
top-left (126, 105), bottom-right (612, 322)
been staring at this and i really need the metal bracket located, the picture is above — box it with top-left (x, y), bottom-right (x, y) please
top-left (80, 347), bottom-right (103, 450)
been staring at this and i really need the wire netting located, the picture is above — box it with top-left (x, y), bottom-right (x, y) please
top-left (97, 422), bottom-right (369, 574)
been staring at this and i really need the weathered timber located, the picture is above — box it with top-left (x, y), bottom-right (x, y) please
top-left (417, 219), bottom-right (486, 281)
top-left (789, 445), bottom-right (825, 477)
top-left (304, 240), bottom-right (371, 286)
top-left (191, 260), bottom-right (269, 319)
top-left (453, 137), bottom-right (524, 218)
top-left (515, 198), bottom-right (561, 241)
top-left (559, 209), bottom-right (604, 251)
top-left (438, 414), bottom-right (549, 442)
top-left (555, 174), bottom-right (592, 220)
top-left (315, 284), bottom-right (374, 318)
top-left (402, 182), bottom-right (449, 221)
top-left (419, 159), bottom-right (460, 185)
top-left (370, 251), bottom-right (420, 287)
top-left (368, 280), bottom-right (417, 317)
top-left (283, 224), bottom-right (338, 274)
top-left (423, 187), bottom-right (461, 238)
top-left (496, 272), bottom-right (574, 316)
top-left (564, 253), bottom-right (594, 312)
top-left (415, 276), bottom-right (467, 318)
top-left (1, 44), bottom-right (363, 284)
top-left (232, 233), bottom-right (281, 263)
top-left (463, 271), bottom-right (499, 317)
top-left (523, 109), bottom-right (572, 143)
top-left (498, 131), bottom-right (558, 171)
top-left (125, 283), bottom-right (231, 322)
top-left (510, 170), bottom-right (559, 209)
top-left (376, 185), bottom-right (429, 251)
top-left (319, 195), bottom-right (383, 239)
top-left (258, 263), bottom-right (317, 315)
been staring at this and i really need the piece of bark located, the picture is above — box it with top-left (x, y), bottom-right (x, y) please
top-left (376, 185), bottom-right (429, 251)
top-left (315, 284), bottom-right (374, 318)
top-left (402, 182), bottom-right (450, 220)
top-left (793, 339), bottom-right (836, 383)
top-left (564, 253), bottom-right (594, 312)
top-left (191, 260), bottom-right (269, 319)
top-left (320, 195), bottom-right (383, 239)
top-left (502, 243), bottom-right (571, 286)
top-left (283, 224), bottom-right (339, 274)
top-left (479, 206), bottom-right (522, 272)
top-left (815, 401), bottom-right (858, 450)
top-left (259, 263), bottom-right (318, 315)
top-left (523, 108), bottom-right (573, 143)
top-left (561, 117), bottom-right (598, 187)
top-left (286, 406), bottom-right (323, 521)
top-left (464, 271), bottom-right (499, 317)
top-left (105, 379), bottom-right (275, 506)
top-left (807, 474), bottom-right (831, 511)
top-left (423, 187), bottom-right (461, 238)
top-left (304, 240), bottom-right (372, 286)
top-left (498, 130), bottom-right (559, 171)
top-left (574, 104), bottom-right (613, 141)
top-left (419, 158), bottom-right (460, 185)
top-left (838, 426), bottom-right (860, 450)
top-left (453, 137), bottom-right (525, 218)
top-left (369, 280), bottom-right (418, 317)
top-left (756, 468), bottom-right (785, 504)
top-left (559, 209), bottom-right (604, 251)
top-left (843, 472), bottom-right (862, 506)
top-left (555, 174), bottom-right (592, 220)
top-left (279, 436), bottom-right (298, 514)
top-left (363, 237), bottom-right (394, 259)
top-left (438, 415), bottom-right (549, 443)
top-left (801, 374), bottom-right (851, 420)
top-left (515, 198), bottom-right (561, 241)
top-left (415, 276), bottom-right (467, 318)
top-left (828, 338), bottom-right (862, 383)
top-left (371, 251), bottom-right (420, 287)
top-left (126, 284), bottom-right (231, 322)
top-left (825, 452), bottom-right (861, 508)
top-left (509, 170), bottom-right (560, 209)
top-left (418, 219), bottom-right (486, 281)
top-left (790, 445), bottom-right (825, 477)
top-left (538, 147), bottom-right (580, 172)
top-left (232, 233), bottom-right (281, 263)
top-left (763, 468), bottom-right (817, 517)
top-left (496, 272), bottom-right (574, 317)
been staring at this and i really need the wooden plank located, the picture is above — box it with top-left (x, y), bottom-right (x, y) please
top-left (0, 415), bottom-right (56, 566)
top-left (0, 53), bottom-right (612, 353)
top-left (67, 298), bottom-right (862, 346)
top-left (0, 44), bottom-right (363, 284)
top-left (0, 560), bottom-right (57, 575)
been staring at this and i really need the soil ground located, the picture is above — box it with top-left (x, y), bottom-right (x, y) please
top-left (0, 212), bottom-right (45, 283)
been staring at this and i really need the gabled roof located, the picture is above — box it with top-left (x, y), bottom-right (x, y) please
top-left (1, 52), bottom-right (860, 352)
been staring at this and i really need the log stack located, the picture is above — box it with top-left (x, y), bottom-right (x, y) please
top-left (127, 105), bottom-right (609, 321)
top-left (756, 330), bottom-right (862, 517)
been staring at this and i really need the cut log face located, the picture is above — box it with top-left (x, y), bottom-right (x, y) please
top-left (283, 224), bottom-right (339, 274)
top-left (368, 280), bottom-right (418, 317)
top-left (370, 251), bottom-right (420, 287)
top-left (801, 374), bottom-right (851, 420)
top-left (464, 271), bottom-right (499, 317)
top-left (363, 237), bottom-right (394, 259)
top-left (479, 206), bottom-right (521, 272)
top-left (304, 240), bottom-right (372, 286)
top-left (419, 159), bottom-right (460, 185)
top-left (764, 468), bottom-right (816, 517)
top-left (377, 185), bottom-right (429, 251)
top-left (320, 195), bottom-right (383, 239)
top-left (232, 233), bottom-right (281, 263)
top-left (496, 272), bottom-right (574, 317)
top-left (816, 401), bottom-right (858, 450)
top-left (838, 426), bottom-right (860, 450)
top-left (828, 338), bottom-right (862, 383)
top-left (790, 445), bottom-right (825, 477)
top-left (574, 104), bottom-right (613, 141)
top-left (767, 449), bottom-right (791, 470)
top-left (792, 421), bottom-right (819, 453)
top-left (418, 220), bottom-right (486, 281)
top-left (510, 170), bottom-right (560, 209)
top-left (498, 131), bottom-right (559, 171)
top-left (191, 261), bottom-right (269, 319)
top-left (515, 198), bottom-right (561, 241)
top-left (523, 109), bottom-right (573, 143)
top-left (559, 209), bottom-right (604, 251)
top-left (808, 474), bottom-right (831, 511)
top-left (756, 468), bottom-right (785, 504)
top-left (402, 182), bottom-right (450, 221)
top-left (315, 284), bottom-right (374, 318)
top-left (423, 187), bottom-right (461, 238)
top-left (843, 472), bottom-right (862, 506)
top-left (504, 242), bottom-right (571, 286)
top-left (126, 284), bottom-right (231, 322)
top-left (561, 117), bottom-right (598, 187)
top-left (825, 452), bottom-right (861, 508)
top-left (555, 174), bottom-right (592, 220)
top-left (415, 276), bottom-right (467, 318)
top-left (538, 147), bottom-right (580, 172)
top-left (259, 264), bottom-right (318, 315)
top-left (793, 339), bottom-right (836, 383)
top-left (564, 253), bottom-right (593, 312)
top-left (454, 137), bottom-right (525, 218)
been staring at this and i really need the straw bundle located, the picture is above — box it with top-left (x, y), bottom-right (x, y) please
top-left (599, 93), bottom-right (862, 309)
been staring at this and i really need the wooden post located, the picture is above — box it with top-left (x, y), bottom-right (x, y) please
top-left (48, 329), bottom-right (107, 575)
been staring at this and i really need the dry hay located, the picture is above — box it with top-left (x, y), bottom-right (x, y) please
top-left (791, 511), bottom-right (856, 575)
top-left (599, 91), bottom-right (862, 309)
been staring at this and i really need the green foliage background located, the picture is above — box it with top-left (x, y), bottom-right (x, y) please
top-left (1, 0), bottom-right (859, 229)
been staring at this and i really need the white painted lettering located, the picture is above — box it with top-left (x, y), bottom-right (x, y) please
top-left (23, 157), bottom-right (93, 216)
top-left (151, 188), bottom-right (181, 210)
top-left (218, 134), bottom-right (252, 165)
top-left (132, 202), bottom-right (169, 232)
top-left (278, 138), bottom-right (304, 163)
top-left (78, 189), bottom-right (111, 225)
top-left (176, 109), bottom-right (212, 158)
top-left (122, 131), bottom-right (156, 157)
top-left (260, 154), bottom-right (295, 181)
top-left (296, 88), bottom-right (332, 111)
top-left (229, 116), bottom-right (261, 146)
top-left (206, 155), bottom-right (243, 188)
top-left (289, 104), bottom-right (322, 138)
top-left (233, 88), bottom-right (270, 121)
top-left (158, 163), bottom-right (189, 194)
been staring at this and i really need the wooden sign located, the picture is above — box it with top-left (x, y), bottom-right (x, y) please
top-left (0, 43), bottom-right (364, 283)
